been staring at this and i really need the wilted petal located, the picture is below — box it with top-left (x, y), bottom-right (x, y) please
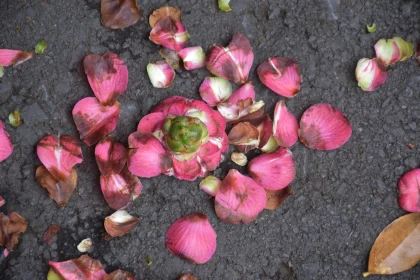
top-left (199, 76), bottom-right (232, 107)
top-left (228, 122), bottom-right (259, 153)
top-left (0, 212), bottom-right (27, 251)
top-left (101, 0), bottom-right (141, 29)
top-left (137, 112), bottom-right (166, 134)
top-left (172, 156), bottom-right (203, 181)
top-left (256, 115), bottom-right (278, 153)
top-left (248, 147), bottom-right (296, 191)
top-left (217, 98), bottom-right (265, 123)
top-left (273, 100), bottom-right (298, 147)
top-left (265, 187), bottom-right (295, 210)
top-left (43, 225), bottom-right (60, 245)
top-left (72, 97), bottom-right (121, 146)
top-left (100, 167), bottom-right (142, 210)
top-left (105, 269), bottom-right (135, 280)
top-left (179, 274), bottom-right (198, 280)
top-left (0, 120), bottom-right (13, 162)
top-left (35, 165), bottom-right (78, 206)
top-left (199, 175), bottom-right (221, 196)
top-left (231, 152), bottom-right (247, 166)
top-left (179, 46), bottom-right (206, 70)
top-left (0, 49), bottom-right (32, 67)
top-left (165, 213), bottom-right (216, 264)
top-left (398, 169), bottom-right (420, 212)
top-left (375, 37), bottom-right (413, 66)
top-left (228, 82), bottom-right (255, 104)
top-left (206, 33), bottom-right (254, 84)
top-left (160, 47), bottom-right (180, 69)
top-left (215, 169), bottom-right (266, 224)
top-left (95, 136), bottom-right (127, 176)
top-left (37, 134), bottom-right (83, 181)
top-left (149, 6), bottom-right (182, 28)
top-left (128, 132), bottom-right (173, 178)
top-left (299, 103), bottom-right (352, 150)
top-left (147, 61), bottom-right (175, 88)
top-left (84, 53), bottom-right (128, 105)
top-left (49, 255), bottom-right (107, 280)
top-left (104, 210), bottom-right (139, 237)
top-left (149, 17), bottom-right (189, 52)
top-left (355, 58), bottom-right (388, 92)
top-left (257, 57), bottom-right (301, 98)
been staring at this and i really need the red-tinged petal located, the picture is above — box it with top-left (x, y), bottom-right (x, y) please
top-left (128, 131), bottom-right (172, 178)
top-left (35, 165), bottom-right (78, 206)
top-left (152, 96), bottom-right (193, 116)
top-left (199, 76), bottom-right (232, 107)
top-left (100, 167), bottom-right (142, 210)
top-left (147, 61), bottom-right (175, 88)
top-left (228, 82), bottom-right (255, 104)
top-left (84, 53), bottom-right (128, 105)
top-left (149, 16), bottom-right (189, 52)
top-left (0, 49), bottom-right (32, 67)
top-left (248, 147), bottom-right (296, 191)
top-left (137, 112), bottom-right (166, 133)
top-left (217, 99), bottom-right (265, 123)
top-left (189, 100), bottom-right (227, 135)
top-left (256, 115), bottom-right (274, 149)
top-left (101, 0), bottom-right (141, 29)
top-left (179, 46), bottom-right (206, 70)
top-left (398, 169), bottom-right (420, 213)
top-left (0, 212), bottom-right (28, 251)
top-left (0, 120), bottom-right (13, 162)
top-left (0, 195), bottom-right (4, 207)
top-left (197, 140), bottom-right (223, 172)
top-left (299, 103), bottom-right (352, 150)
top-left (43, 225), bottom-right (60, 245)
top-left (273, 100), bottom-right (298, 147)
top-left (105, 269), bottom-right (135, 280)
top-left (172, 156), bottom-right (204, 181)
top-left (265, 187), bottom-right (295, 210)
top-left (199, 175), bottom-right (221, 196)
top-left (72, 97), bottom-right (121, 146)
top-left (165, 213), bottom-right (217, 264)
top-left (206, 33), bottom-right (254, 84)
top-left (355, 58), bottom-right (388, 92)
top-left (104, 210), bottom-right (139, 237)
top-left (149, 6), bottom-right (182, 28)
top-left (37, 134), bottom-right (83, 181)
top-left (95, 136), bottom-right (127, 176)
top-left (215, 169), bottom-right (266, 224)
top-left (257, 57), bottom-right (301, 98)
top-left (49, 255), bottom-right (107, 280)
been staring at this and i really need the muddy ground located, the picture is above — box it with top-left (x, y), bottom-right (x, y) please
top-left (1, 0), bottom-right (420, 279)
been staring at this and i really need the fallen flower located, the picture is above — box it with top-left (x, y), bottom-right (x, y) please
top-left (206, 33), bottom-right (254, 84)
top-left (199, 175), bottom-right (221, 196)
top-left (218, 0), bottom-right (232, 11)
top-left (398, 169), bottom-right (420, 212)
top-left (199, 76), bottom-right (232, 107)
top-left (299, 103), bottom-right (352, 150)
top-left (231, 152), bottom-right (247, 166)
top-left (147, 61), bottom-right (175, 88)
top-left (179, 46), bottom-right (206, 70)
top-left (0, 212), bottom-right (28, 251)
top-left (374, 37), bottom-right (414, 66)
top-left (257, 57), bottom-right (301, 98)
top-left (77, 238), bottom-right (93, 253)
top-left (35, 40), bottom-right (48, 55)
top-left (8, 110), bottom-right (22, 127)
top-left (160, 47), bottom-right (180, 69)
top-left (101, 0), bottom-right (141, 29)
top-left (104, 210), bottom-right (139, 237)
top-left (0, 49), bottom-right (32, 67)
top-left (105, 269), bottom-right (135, 280)
top-left (215, 169), bottom-right (266, 224)
top-left (228, 122), bottom-right (260, 153)
top-left (48, 254), bottom-right (107, 280)
top-left (355, 58), bottom-right (388, 91)
top-left (165, 213), bottom-right (217, 264)
top-left (149, 16), bottom-right (189, 52)
top-left (0, 120), bottom-right (13, 162)
top-left (273, 100), bottom-right (298, 147)
top-left (95, 136), bottom-right (127, 176)
top-left (366, 23), bottom-right (376, 33)
top-left (149, 6), bottom-right (182, 28)
top-left (43, 225), bottom-right (60, 245)
top-left (265, 187), bottom-right (295, 210)
top-left (0, 196), bottom-right (4, 207)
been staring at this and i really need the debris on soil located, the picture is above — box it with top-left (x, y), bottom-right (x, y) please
top-left (35, 40), bottom-right (47, 55)
top-left (8, 110), bottom-right (22, 127)
top-left (43, 225), bottom-right (60, 245)
top-left (366, 23), bottom-right (376, 33)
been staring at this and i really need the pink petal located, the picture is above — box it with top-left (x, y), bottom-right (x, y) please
top-left (0, 195), bottom-right (5, 207)
top-left (149, 16), bottom-right (189, 52)
top-left (299, 103), bottom-right (352, 150)
top-left (100, 167), bottom-right (142, 210)
top-left (172, 156), bottom-right (204, 181)
top-left (199, 76), bottom-right (232, 107)
top-left (189, 100), bottom-right (227, 138)
top-left (152, 96), bottom-right (192, 116)
top-left (256, 115), bottom-right (277, 151)
top-left (398, 169), bottom-right (420, 212)
top-left (84, 53), bottom-right (128, 105)
top-left (0, 120), bottom-right (13, 162)
top-left (137, 112), bottom-right (166, 133)
top-left (248, 147), bottom-right (296, 191)
top-left (228, 82), bottom-right (255, 104)
top-left (415, 41), bottom-right (420, 65)
top-left (95, 136), bottom-right (127, 176)
top-left (257, 57), bottom-right (301, 98)
top-left (355, 58), bottom-right (388, 92)
top-left (165, 213), bottom-right (217, 264)
top-left (36, 134), bottom-right (83, 181)
top-left (0, 49), bottom-right (32, 67)
top-left (128, 132), bottom-right (172, 178)
top-left (197, 141), bottom-right (223, 172)
top-left (178, 46), bottom-right (206, 70)
top-left (105, 270), bottom-right (135, 280)
top-left (147, 61), bottom-right (176, 88)
top-left (273, 100), bottom-right (298, 147)
top-left (215, 169), bottom-right (266, 224)
top-left (72, 97), bottom-right (121, 146)
top-left (206, 33), bottom-right (254, 84)
top-left (49, 255), bottom-right (108, 280)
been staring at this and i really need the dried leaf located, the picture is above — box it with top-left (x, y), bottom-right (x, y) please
top-left (43, 225), bottom-right (60, 245)
top-left (0, 212), bottom-right (28, 251)
top-left (149, 6), bottom-right (182, 28)
top-left (264, 187), bottom-right (295, 210)
top-left (159, 47), bottom-right (180, 69)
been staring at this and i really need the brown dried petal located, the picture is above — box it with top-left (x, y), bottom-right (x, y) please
top-left (101, 0), bottom-right (141, 29)
top-left (179, 274), bottom-right (198, 280)
top-left (228, 122), bottom-right (259, 153)
top-left (160, 47), bottom-right (180, 69)
top-left (43, 225), bottom-right (60, 245)
top-left (0, 212), bottom-right (28, 251)
top-left (104, 210), bottom-right (139, 237)
top-left (105, 269), bottom-right (135, 280)
top-left (265, 187), bottom-right (295, 210)
top-left (149, 6), bottom-right (182, 28)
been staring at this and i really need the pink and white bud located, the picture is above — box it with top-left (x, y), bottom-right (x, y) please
top-left (179, 46), bottom-right (206, 70)
top-left (355, 58), bottom-right (388, 92)
top-left (398, 169), bottom-right (420, 212)
top-left (273, 100), bottom-right (298, 147)
top-left (199, 76), bottom-right (232, 107)
top-left (374, 37), bottom-right (414, 66)
top-left (147, 61), bottom-right (175, 88)
top-left (149, 16), bottom-right (189, 52)
top-left (199, 175), bottom-right (221, 196)
top-left (0, 49), bottom-right (32, 67)
top-left (0, 120), bottom-right (13, 162)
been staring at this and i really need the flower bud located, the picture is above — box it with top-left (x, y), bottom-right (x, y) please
top-left (231, 152), bottom-right (247, 166)
top-left (104, 210), bottom-right (139, 237)
top-left (147, 61), bottom-right (175, 88)
top-left (355, 58), bottom-right (387, 92)
top-left (179, 46), bottom-right (206, 70)
top-left (0, 120), bottom-right (13, 162)
top-left (77, 238), bottom-right (93, 253)
top-left (199, 76), bottom-right (232, 106)
top-left (374, 37), bottom-right (413, 66)
top-left (199, 175), bottom-right (221, 196)
top-left (149, 16), bottom-right (189, 52)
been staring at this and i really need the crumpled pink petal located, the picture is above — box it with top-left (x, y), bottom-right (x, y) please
top-left (215, 169), bottom-right (266, 224)
top-left (273, 100), bottom-right (298, 147)
top-left (84, 53), bottom-right (128, 106)
top-left (217, 98), bottom-right (265, 124)
top-left (0, 120), bottom-right (13, 162)
top-left (152, 96), bottom-right (192, 116)
top-left (255, 115), bottom-right (276, 151)
top-left (72, 97), bottom-right (121, 146)
top-left (398, 169), bottom-right (420, 213)
top-left (248, 147), bottom-right (296, 191)
top-left (149, 16), bottom-right (189, 52)
top-left (299, 103), bottom-right (352, 150)
top-left (172, 156), bottom-right (204, 181)
top-left (48, 255), bottom-right (108, 280)
top-left (228, 82), bottom-right (255, 104)
top-left (165, 213), bottom-right (217, 264)
top-left (137, 112), bottom-right (166, 133)
top-left (0, 49), bottom-right (32, 67)
top-left (37, 134), bottom-right (83, 181)
top-left (95, 136), bottom-right (127, 176)
top-left (196, 141), bottom-right (223, 172)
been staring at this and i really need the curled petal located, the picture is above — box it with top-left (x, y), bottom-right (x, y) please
top-left (179, 274), bottom-right (198, 280)
top-left (101, 0), bottom-right (141, 29)
top-left (248, 147), bottom-right (296, 191)
top-left (215, 169), bottom-right (266, 224)
top-left (231, 152), bottom-right (247, 166)
top-left (160, 47), bottom-right (180, 69)
top-left (206, 33), bottom-right (254, 84)
top-left (48, 255), bottom-right (107, 280)
top-left (0, 120), bottom-right (13, 162)
top-left (256, 115), bottom-right (278, 153)
top-left (0, 212), bottom-right (28, 251)
top-left (0, 49), bottom-right (32, 67)
top-left (147, 61), bottom-right (175, 88)
top-left (72, 97), bottom-right (121, 146)
top-left (273, 100), bottom-right (298, 147)
top-left (43, 225), bottom-right (60, 245)
top-left (375, 37), bottom-right (414, 66)
top-left (100, 167), bottom-right (142, 210)
top-left (217, 98), bottom-right (265, 123)
top-left (265, 187), bottom-right (295, 210)
top-left (197, 140), bottom-right (224, 172)
top-left (36, 165), bottom-right (78, 206)
top-left (137, 112), bottom-right (166, 134)
top-left (128, 132), bottom-right (173, 178)
top-left (84, 53), bottom-right (128, 105)
top-left (104, 210), bottom-right (139, 237)
top-left (398, 169), bottom-right (420, 212)
top-left (105, 270), bottom-right (135, 280)
top-left (179, 46), bottom-right (206, 70)
top-left (149, 6), bottom-right (182, 28)
top-left (257, 57), bottom-right (301, 98)
top-left (165, 213), bottom-right (217, 264)
top-left (149, 17), bottom-right (189, 52)
top-left (199, 76), bottom-right (232, 107)
top-left (228, 122), bottom-right (259, 153)
top-left (173, 156), bottom-right (203, 181)
top-left (95, 136), bottom-right (127, 176)
top-left (228, 82), bottom-right (255, 104)
top-left (36, 134), bottom-right (83, 181)
top-left (299, 103), bottom-right (352, 150)
top-left (199, 175), bottom-right (221, 196)
top-left (355, 58), bottom-right (388, 92)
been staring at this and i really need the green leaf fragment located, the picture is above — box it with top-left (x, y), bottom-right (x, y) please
top-left (218, 0), bottom-right (232, 12)
top-left (0, 66), bottom-right (4, 78)
top-left (145, 255), bottom-right (152, 266)
top-left (366, 23), bottom-right (376, 33)
top-left (35, 40), bottom-right (48, 55)
top-left (9, 111), bottom-right (22, 127)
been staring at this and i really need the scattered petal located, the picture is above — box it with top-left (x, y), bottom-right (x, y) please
top-left (77, 238), bottom-right (93, 253)
top-left (228, 122), bottom-right (260, 153)
top-left (199, 175), bottom-right (221, 196)
top-left (160, 47), bottom-right (180, 69)
top-left (398, 169), bottom-right (420, 212)
top-left (35, 40), bottom-right (48, 55)
top-left (105, 269), bottom-right (135, 280)
top-left (265, 187), bottom-right (295, 210)
top-left (228, 82), bottom-right (255, 104)
top-left (104, 210), bottom-right (139, 237)
top-left (231, 152), bottom-right (247, 166)
top-left (43, 225), bottom-right (60, 245)
top-left (0, 49), bottom-right (32, 67)
top-left (165, 213), bottom-right (217, 264)
top-left (95, 136), bottom-right (127, 176)
top-left (101, 0), bottom-right (141, 29)
top-left (48, 255), bottom-right (107, 280)
top-left (179, 46), bottom-right (206, 70)
top-left (8, 110), bottom-right (22, 127)
top-left (415, 42), bottom-right (420, 65)
top-left (147, 61), bottom-right (175, 88)
top-left (366, 23), bottom-right (376, 33)
top-left (217, 98), bottom-right (265, 123)
top-left (199, 76), bottom-right (232, 107)
top-left (256, 115), bottom-right (278, 153)
top-left (218, 0), bottom-right (232, 11)
top-left (137, 112), bottom-right (166, 134)
top-left (149, 17), bottom-right (189, 52)
top-left (0, 120), bottom-right (13, 162)
top-left (375, 37), bottom-right (413, 66)
top-left (355, 58), bottom-right (388, 91)
top-left (273, 100), bottom-right (298, 147)
top-left (0, 196), bottom-right (4, 207)
top-left (149, 6), bottom-right (182, 28)
top-left (0, 212), bottom-right (27, 251)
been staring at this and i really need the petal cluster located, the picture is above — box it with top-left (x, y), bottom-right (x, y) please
top-left (48, 255), bottom-right (107, 280)
top-left (398, 169), bottom-right (420, 213)
top-left (0, 120), bottom-right (13, 162)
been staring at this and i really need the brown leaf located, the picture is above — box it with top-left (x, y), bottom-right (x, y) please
top-left (264, 187), bottom-right (295, 210)
top-left (364, 213), bottom-right (420, 276)
top-left (0, 212), bottom-right (28, 251)
top-left (101, 0), bottom-right (141, 29)
top-left (149, 6), bottom-right (182, 28)
top-left (160, 47), bottom-right (180, 69)
top-left (43, 225), bottom-right (60, 245)
top-left (228, 122), bottom-right (260, 153)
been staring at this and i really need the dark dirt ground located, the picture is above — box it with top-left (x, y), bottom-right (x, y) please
top-left (1, 0), bottom-right (420, 279)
